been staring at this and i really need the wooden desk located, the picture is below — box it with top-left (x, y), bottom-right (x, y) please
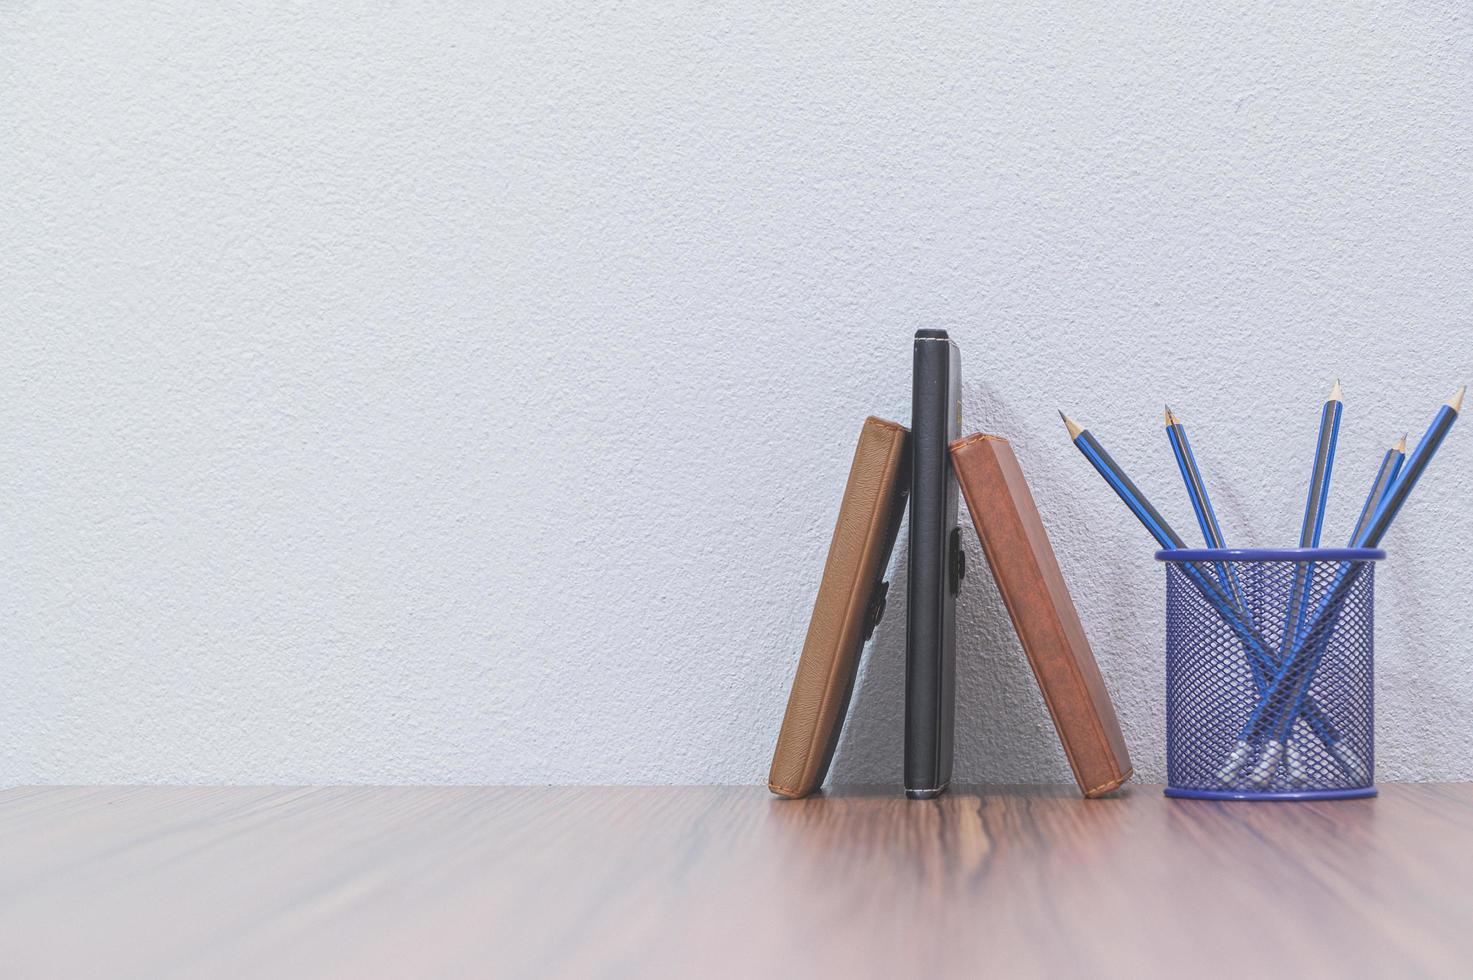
top-left (2, 784), bottom-right (1470, 978)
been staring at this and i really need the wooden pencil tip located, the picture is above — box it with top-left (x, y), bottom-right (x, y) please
top-left (1328, 379), bottom-right (1343, 402)
top-left (1164, 406), bottom-right (1181, 427)
top-left (1393, 434), bottom-right (1407, 453)
top-left (1448, 385), bottom-right (1466, 413)
top-left (1059, 411), bottom-right (1084, 440)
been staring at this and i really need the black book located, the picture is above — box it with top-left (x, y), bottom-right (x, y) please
top-left (905, 329), bottom-right (965, 799)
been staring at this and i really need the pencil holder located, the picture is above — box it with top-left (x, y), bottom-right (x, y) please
top-left (1157, 548), bottom-right (1383, 801)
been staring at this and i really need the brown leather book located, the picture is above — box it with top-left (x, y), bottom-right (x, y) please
top-left (950, 433), bottom-right (1132, 797)
top-left (768, 417), bottom-right (911, 799)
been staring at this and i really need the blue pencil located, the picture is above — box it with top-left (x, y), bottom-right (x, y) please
top-left (1349, 435), bottom-right (1406, 546)
top-left (1250, 381), bottom-right (1340, 783)
top-left (1165, 406), bottom-right (1246, 608)
top-left (1355, 389), bottom-right (1461, 547)
top-left (1300, 380), bottom-right (1343, 549)
top-left (1284, 381), bottom-right (1342, 649)
top-left (1062, 412), bottom-right (1183, 549)
top-left (1239, 388), bottom-right (1463, 784)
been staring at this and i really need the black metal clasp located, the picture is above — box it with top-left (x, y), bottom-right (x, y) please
top-left (949, 527), bottom-right (966, 595)
top-left (863, 580), bottom-right (890, 640)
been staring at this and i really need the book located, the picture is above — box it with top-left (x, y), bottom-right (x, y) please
top-left (950, 432), bottom-right (1132, 797)
top-left (768, 418), bottom-right (911, 798)
top-left (906, 330), bottom-right (965, 799)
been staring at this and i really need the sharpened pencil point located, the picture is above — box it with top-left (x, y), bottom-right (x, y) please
top-left (1059, 411), bottom-right (1084, 440)
top-left (1329, 379), bottom-right (1343, 403)
top-left (1448, 386), bottom-right (1466, 413)
top-left (1164, 406), bottom-right (1182, 427)
top-left (1394, 434), bottom-right (1407, 454)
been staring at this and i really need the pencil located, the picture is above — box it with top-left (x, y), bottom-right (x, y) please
top-left (1301, 380), bottom-right (1343, 549)
top-left (1348, 435), bottom-right (1406, 549)
top-left (1284, 381), bottom-right (1343, 648)
top-left (1241, 387), bottom-right (1464, 783)
top-left (1260, 381), bottom-right (1340, 783)
top-left (1355, 386), bottom-right (1462, 547)
top-left (1062, 412), bottom-right (1182, 549)
top-left (1165, 406), bottom-right (1246, 609)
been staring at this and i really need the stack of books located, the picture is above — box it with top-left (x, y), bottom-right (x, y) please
top-left (767, 330), bottom-right (1132, 801)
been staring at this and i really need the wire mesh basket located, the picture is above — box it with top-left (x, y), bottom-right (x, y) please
top-left (1157, 548), bottom-right (1383, 801)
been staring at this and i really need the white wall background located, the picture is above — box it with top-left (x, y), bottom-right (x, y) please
top-left (4, 3), bottom-right (1472, 786)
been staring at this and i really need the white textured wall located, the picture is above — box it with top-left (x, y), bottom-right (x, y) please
top-left (4, 3), bottom-right (1472, 786)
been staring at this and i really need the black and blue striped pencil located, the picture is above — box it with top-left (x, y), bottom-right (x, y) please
top-left (1353, 387), bottom-right (1461, 546)
top-left (1062, 412), bottom-right (1183, 549)
top-left (1284, 381), bottom-right (1342, 648)
top-left (1349, 435), bottom-right (1406, 546)
top-left (1249, 380), bottom-right (1340, 783)
top-left (1164, 406), bottom-right (1246, 609)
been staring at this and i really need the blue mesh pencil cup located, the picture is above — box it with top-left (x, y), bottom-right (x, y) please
top-left (1157, 548), bottom-right (1382, 801)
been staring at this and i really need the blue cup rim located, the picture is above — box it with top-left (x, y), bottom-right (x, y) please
top-left (1154, 547), bottom-right (1385, 562)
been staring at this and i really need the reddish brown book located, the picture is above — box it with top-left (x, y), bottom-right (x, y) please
top-left (950, 433), bottom-right (1132, 797)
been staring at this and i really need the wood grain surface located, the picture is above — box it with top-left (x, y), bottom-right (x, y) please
top-left (2, 784), bottom-right (1471, 979)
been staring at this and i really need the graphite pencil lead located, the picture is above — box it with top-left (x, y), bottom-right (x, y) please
top-left (1328, 379), bottom-right (1343, 403)
top-left (1164, 405), bottom-right (1181, 427)
top-left (1060, 411), bottom-right (1084, 440)
top-left (1448, 386), bottom-right (1466, 413)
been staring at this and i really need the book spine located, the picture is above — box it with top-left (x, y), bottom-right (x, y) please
top-left (905, 338), bottom-right (958, 796)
